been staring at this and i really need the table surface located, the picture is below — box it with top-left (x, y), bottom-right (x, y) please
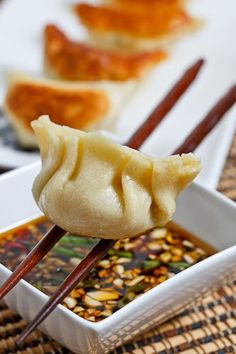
top-left (0, 133), bottom-right (236, 354)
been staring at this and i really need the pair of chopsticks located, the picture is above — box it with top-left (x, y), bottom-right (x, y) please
top-left (0, 58), bottom-right (235, 345)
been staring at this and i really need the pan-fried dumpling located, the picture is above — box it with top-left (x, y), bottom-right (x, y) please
top-left (75, 3), bottom-right (199, 50)
top-left (44, 24), bottom-right (166, 81)
top-left (4, 73), bottom-right (134, 148)
top-left (110, 0), bottom-right (183, 7)
top-left (32, 116), bottom-right (201, 239)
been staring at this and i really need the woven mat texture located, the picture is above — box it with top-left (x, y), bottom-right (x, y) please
top-left (0, 134), bottom-right (236, 354)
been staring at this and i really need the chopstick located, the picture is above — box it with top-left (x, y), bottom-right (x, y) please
top-left (126, 59), bottom-right (204, 149)
top-left (16, 83), bottom-right (236, 345)
top-left (0, 59), bottom-right (204, 304)
top-left (173, 85), bottom-right (236, 154)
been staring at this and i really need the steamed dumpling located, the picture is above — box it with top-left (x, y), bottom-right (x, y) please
top-left (4, 73), bottom-right (134, 147)
top-left (44, 24), bottom-right (166, 81)
top-left (32, 116), bottom-right (201, 239)
top-left (75, 3), bottom-right (199, 50)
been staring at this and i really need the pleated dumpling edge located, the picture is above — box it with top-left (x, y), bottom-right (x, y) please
top-left (32, 116), bottom-right (201, 239)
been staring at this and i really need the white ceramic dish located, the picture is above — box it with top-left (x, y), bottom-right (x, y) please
top-left (0, 0), bottom-right (236, 189)
top-left (0, 163), bottom-right (236, 353)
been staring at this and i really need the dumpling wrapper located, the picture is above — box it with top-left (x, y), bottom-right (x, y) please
top-left (32, 116), bottom-right (201, 239)
top-left (75, 3), bottom-right (200, 50)
top-left (109, 0), bottom-right (184, 10)
top-left (112, 0), bottom-right (182, 5)
top-left (44, 25), bottom-right (167, 81)
top-left (4, 73), bottom-right (134, 148)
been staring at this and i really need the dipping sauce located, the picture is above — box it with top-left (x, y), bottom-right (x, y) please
top-left (0, 218), bottom-right (215, 322)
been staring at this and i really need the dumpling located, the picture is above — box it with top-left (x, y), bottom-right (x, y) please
top-left (75, 3), bottom-right (199, 50)
top-left (4, 73), bottom-right (134, 148)
top-left (110, 0), bottom-right (182, 7)
top-left (32, 116), bottom-right (201, 239)
top-left (44, 24), bottom-right (167, 81)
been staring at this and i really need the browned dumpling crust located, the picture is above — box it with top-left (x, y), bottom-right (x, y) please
top-left (44, 25), bottom-right (166, 81)
top-left (5, 81), bottom-right (110, 132)
top-left (75, 3), bottom-right (196, 41)
top-left (111, 0), bottom-right (183, 6)
top-left (4, 73), bottom-right (134, 147)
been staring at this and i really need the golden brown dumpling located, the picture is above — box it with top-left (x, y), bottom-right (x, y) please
top-left (44, 24), bottom-right (166, 81)
top-left (110, 0), bottom-right (183, 7)
top-left (32, 116), bottom-right (201, 239)
top-left (4, 73), bottom-right (134, 147)
top-left (75, 3), bottom-right (199, 50)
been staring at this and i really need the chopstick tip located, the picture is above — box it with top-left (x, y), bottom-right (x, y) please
top-left (231, 84), bottom-right (236, 94)
top-left (196, 57), bottom-right (205, 68)
top-left (16, 336), bottom-right (25, 347)
top-left (16, 325), bottom-right (34, 347)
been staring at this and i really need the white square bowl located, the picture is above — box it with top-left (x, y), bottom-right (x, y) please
top-left (0, 163), bottom-right (236, 353)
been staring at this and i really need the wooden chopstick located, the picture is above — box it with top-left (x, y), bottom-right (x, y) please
top-left (0, 58), bottom-right (204, 304)
top-left (16, 83), bottom-right (236, 345)
top-left (0, 225), bottom-right (65, 300)
top-left (173, 85), bottom-right (236, 154)
top-left (126, 59), bottom-right (204, 149)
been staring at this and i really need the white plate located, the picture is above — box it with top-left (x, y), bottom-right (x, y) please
top-left (0, 0), bottom-right (236, 189)
top-left (0, 164), bottom-right (236, 353)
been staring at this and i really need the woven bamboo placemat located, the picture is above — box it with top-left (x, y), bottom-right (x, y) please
top-left (0, 134), bottom-right (236, 354)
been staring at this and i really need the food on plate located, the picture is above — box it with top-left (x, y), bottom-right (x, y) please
top-left (0, 217), bottom-right (215, 322)
top-left (112, 0), bottom-right (182, 4)
top-left (44, 24), bottom-right (167, 81)
top-left (109, 0), bottom-right (184, 10)
top-left (4, 73), bottom-right (134, 148)
top-left (75, 3), bottom-right (199, 50)
top-left (32, 116), bottom-right (201, 239)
